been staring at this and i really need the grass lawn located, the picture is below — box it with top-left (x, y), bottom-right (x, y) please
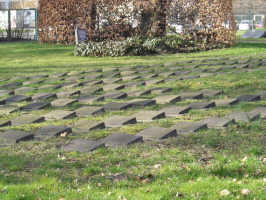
top-left (0, 41), bottom-right (265, 200)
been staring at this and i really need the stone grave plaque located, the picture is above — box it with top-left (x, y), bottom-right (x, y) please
top-left (0, 106), bottom-right (18, 114)
top-left (105, 116), bottom-right (137, 128)
top-left (75, 106), bottom-right (104, 117)
top-left (160, 106), bottom-right (191, 117)
top-left (34, 126), bottom-right (72, 140)
top-left (226, 111), bottom-right (260, 123)
top-left (236, 94), bottom-right (260, 102)
top-left (74, 119), bottom-right (105, 131)
top-left (56, 90), bottom-right (80, 98)
top-left (44, 110), bottom-right (76, 120)
top-left (103, 84), bottom-right (125, 91)
top-left (63, 139), bottom-right (105, 152)
top-left (179, 92), bottom-right (204, 100)
top-left (151, 87), bottom-right (172, 95)
top-left (80, 86), bottom-right (103, 95)
top-left (201, 117), bottom-right (235, 129)
top-left (78, 95), bottom-right (104, 104)
top-left (120, 70), bottom-right (138, 76)
top-left (38, 84), bottom-right (62, 90)
top-left (76, 28), bottom-right (87, 43)
top-left (250, 107), bottom-right (266, 120)
top-left (154, 95), bottom-right (181, 104)
top-left (122, 75), bottom-right (141, 81)
top-left (0, 82), bottom-right (22, 89)
top-left (189, 101), bottom-right (216, 109)
top-left (11, 114), bottom-right (45, 126)
top-left (104, 92), bottom-right (127, 99)
top-left (103, 78), bottom-right (122, 84)
top-left (214, 98), bottom-right (238, 107)
top-left (137, 127), bottom-right (177, 140)
top-left (32, 93), bottom-right (57, 101)
top-left (201, 89), bottom-right (222, 98)
top-left (51, 98), bottom-right (78, 107)
top-left (124, 81), bottom-right (146, 89)
top-left (172, 121), bottom-right (207, 134)
top-left (127, 89), bottom-right (151, 97)
top-left (135, 111), bottom-right (165, 122)
top-left (145, 79), bottom-right (165, 86)
top-left (102, 133), bottom-right (143, 147)
top-left (0, 130), bottom-right (34, 145)
top-left (14, 87), bottom-right (34, 95)
top-left (0, 90), bottom-right (14, 97)
top-left (104, 102), bottom-right (132, 111)
top-left (4, 95), bottom-right (32, 104)
top-left (128, 99), bottom-right (156, 108)
top-left (0, 120), bottom-right (11, 127)
top-left (23, 79), bottom-right (45, 86)
top-left (20, 102), bottom-right (51, 111)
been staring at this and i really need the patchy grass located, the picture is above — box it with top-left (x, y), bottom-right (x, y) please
top-left (0, 41), bottom-right (265, 200)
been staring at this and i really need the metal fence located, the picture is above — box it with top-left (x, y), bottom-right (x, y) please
top-left (0, 8), bottom-right (37, 41)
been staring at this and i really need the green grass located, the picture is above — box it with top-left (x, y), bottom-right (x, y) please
top-left (0, 41), bottom-right (265, 200)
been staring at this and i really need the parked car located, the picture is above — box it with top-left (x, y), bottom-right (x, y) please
top-left (239, 20), bottom-right (251, 31)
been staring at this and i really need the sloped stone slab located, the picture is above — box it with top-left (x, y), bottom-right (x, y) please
top-left (56, 90), bottom-right (80, 98)
top-left (14, 87), bottom-right (34, 95)
top-left (120, 70), bottom-right (138, 76)
top-left (11, 114), bottom-right (45, 126)
top-left (201, 89), bottom-right (222, 98)
top-left (128, 99), bottom-right (156, 108)
top-left (0, 106), bottom-right (18, 114)
top-left (160, 106), bottom-right (191, 117)
top-left (75, 106), bottom-right (104, 117)
top-left (242, 30), bottom-right (266, 39)
top-left (214, 98), bottom-right (238, 107)
top-left (74, 119), bottom-right (105, 131)
top-left (145, 79), bottom-right (165, 86)
top-left (4, 95), bottom-right (32, 104)
top-left (34, 126), bottom-right (72, 140)
top-left (83, 80), bottom-right (103, 86)
top-left (236, 94), bottom-right (260, 102)
top-left (226, 111), bottom-right (260, 123)
top-left (102, 133), bottom-right (143, 147)
top-left (51, 98), bottom-right (77, 107)
top-left (201, 117), bottom-right (235, 129)
top-left (20, 102), bottom-right (51, 111)
top-left (0, 120), bottom-right (11, 127)
top-left (250, 107), bottom-right (266, 120)
top-left (122, 75), bottom-right (141, 81)
top-left (179, 92), bottom-right (204, 100)
top-left (44, 110), bottom-right (76, 120)
top-left (103, 84), bottom-right (125, 91)
top-left (104, 92), bottom-right (127, 99)
top-left (63, 139), bottom-right (105, 152)
top-left (172, 121), bottom-right (207, 134)
top-left (104, 102), bottom-right (131, 111)
top-left (0, 90), bottom-right (14, 97)
top-left (127, 89), bottom-right (151, 97)
top-left (189, 101), bottom-right (216, 109)
top-left (105, 116), bottom-right (136, 128)
top-left (135, 111), bottom-right (165, 122)
top-left (23, 79), bottom-right (45, 86)
top-left (78, 95), bottom-right (104, 104)
top-left (154, 95), bottom-right (181, 104)
top-left (151, 87), bottom-right (172, 95)
top-left (0, 130), bottom-right (34, 145)
top-left (32, 93), bottom-right (57, 101)
top-left (1, 82), bottom-right (22, 89)
top-left (102, 78), bottom-right (122, 84)
top-left (137, 127), bottom-right (177, 140)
